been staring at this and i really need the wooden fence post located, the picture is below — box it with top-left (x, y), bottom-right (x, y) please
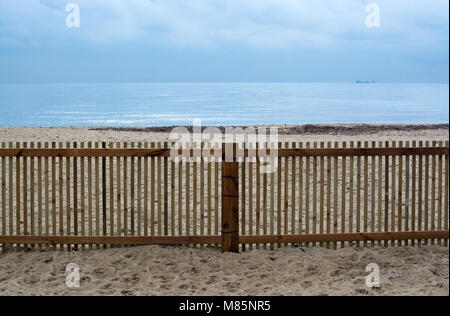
top-left (222, 143), bottom-right (239, 253)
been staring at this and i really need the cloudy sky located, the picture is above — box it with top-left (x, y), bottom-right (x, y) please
top-left (0, 0), bottom-right (448, 83)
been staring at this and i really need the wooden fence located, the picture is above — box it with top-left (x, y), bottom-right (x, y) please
top-left (0, 141), bottom-right (448, 253)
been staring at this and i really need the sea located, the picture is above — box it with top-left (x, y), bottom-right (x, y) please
top-left (0, 82), bottom-right (448, 127)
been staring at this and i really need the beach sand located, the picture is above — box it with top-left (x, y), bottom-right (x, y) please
top-left (0, 245), bottom-right (448, 296)
top-left (0, 125), bottom-right (448, 296)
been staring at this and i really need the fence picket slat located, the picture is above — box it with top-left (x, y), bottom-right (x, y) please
top-left (276, 142), bottom-right (282, 248)
top-left (397, 141), bottom-right (403, 246)
top-left (405, 141), bottom-right (410, 246)
top-left (326, 142), bottom-right (331, 248)
top-left (371, 141), bottom-right (376, 247)
top-left (424, 141), bottom-right (430, 245)
top-left (363, 141), bottom-right (369, 247)
top-left (418, 141), bottom-right (423, 245)
top-left (341, 142), bottom-right (346, 248)
top-left (391, 141), bottom-right (396, 246)
top-left (1, 143), bottom-right (5, 252)
top-left (305, 142), bottom-right (310, 247)
top-left (444, 141), bottom-right (449, 247)
top-left (291, 142), bottom-right (297, 244)
top-left (349, 141), bottom-right (354, 238)
top-left (144, 142), bottom-right (149, 237)
top-left (411, 141), bottom-right (416, 246)
top-left (73, 142), bottom-right (79, 251)
top-left (81, 143), bottom-right (86, 250)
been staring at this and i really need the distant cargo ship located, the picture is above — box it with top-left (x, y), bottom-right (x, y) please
top-left (356, 80), bottom-right (376, 83)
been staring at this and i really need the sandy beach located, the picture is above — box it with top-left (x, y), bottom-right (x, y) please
top-left (0, 125), bottom-right (448, 296)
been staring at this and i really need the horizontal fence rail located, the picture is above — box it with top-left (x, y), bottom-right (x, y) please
top-left (0, 141), bottom-right (448, 252)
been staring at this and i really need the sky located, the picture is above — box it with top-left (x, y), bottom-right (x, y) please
top-left (0, 0), bottom-right (448, 84)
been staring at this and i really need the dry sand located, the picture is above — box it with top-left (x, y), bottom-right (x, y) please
top-left (0, 245), bottom-right (448, 296)
top-left (0, 125), bottom-right (448, 296)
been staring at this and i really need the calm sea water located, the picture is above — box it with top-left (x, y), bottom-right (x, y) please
top-left (0, 83), bottom-right (448, 126)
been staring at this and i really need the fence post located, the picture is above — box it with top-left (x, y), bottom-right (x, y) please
top-left (221, 143), bottom-right (239, 253)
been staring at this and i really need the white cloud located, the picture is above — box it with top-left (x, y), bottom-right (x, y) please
top-left (0, 0), bottom-right (448, 51)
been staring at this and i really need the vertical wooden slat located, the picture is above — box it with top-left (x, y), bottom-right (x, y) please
top-left (185, 147), bottom-right (190, 236)
top-left (437, 141), bottom-right (443, 246)
top-left (157, 142), bottom-right (162, 236)
top-left (356, 141), bottom-right (361, 247)
top-left (200, 144), bottom-right (205, 241)
top-left (109, 142), bottom-right (114, 242)
top-left (151, 142), bottom-right (155, 236)
top-left (51, 142), bottom-right (56, 249)
top-left (178, 154), bottom-right (183, 236)
top-left (276, 142), bottom-right (282, 248)
top-left (391, 141), bottom-right (396, 246)
top-left (215, 156), bottom-right (219, 239)
top-left (298, 142), bottom-right (304, 246)
top-left (73, 142), bottom-right (79, 251)
top-left (291, 142), bottom-right (297, 243)
top-left (397, 141), bottom-right (403, 246)
top-left (256, 142), bottom-right (261, 249)
top-left (65, 142), bottom-right (71, 251)
top-left (95, 142), bottom-right (100, 248)
top-left (431, 141), bottom-right (436, 245)
top-left (371, 141), bottom-right (376, 246)
top-left (102, 142), bottom-right (108, 247)
top-left (270, 143), bottom-right (275, 250)
top-left (411, 141), bottom-right (417, 246)
top-left (15, 142), bottom-right (21, 251)
top-left (241, 143), bottom-right (246, 250)
top-left (444, 141), bottom-right (449, 247)
top-left (384, 141), bottom-right (389, 247)
top-left (44, 142), bottom-right (49, 250)
top-left (341, 141), bottom-right (346, 248)
top-left (263, 144), bottom-right (268, 250)
top-left (172, 144), bottom-right (176, 237)
top-left (305, 142), bottom-right (310, 247)
top-left (424, 141), bottom-right (429, 245)
top-left (116, 143), bottom-right (122, 239)
top-left (30, 143), bottom-right (35, 249)
top-left (58, 142), bottom-right (64, 250)
top-left (312, 142), bottom-right (318, 247)
top-left (377, 141), bottom-right (382, 247)
top-left (1, 143), bottom-right (5, 252)
top-left (349, 141), bottom-right (354, 238)
top-left (405, 141), bottom-right (410, 246)
top-left (130, 142), bottom-right (135, 237)
top-left (326, 142), bottom-right (331, 248)
top-left (333, 141), bottom-right (338, 249)
top-left (87, 142), bottom-right (93, 249)
top-left (249, 142), bottom-right (254, 250)
top-left (81, 143), bottom-right (85, 250)
top-left (363, 141), bottom-right (368, 247)
top-left (23, 142), bottom-right (28, 250)
top-left (137, 142), bottom-right (142, 236)
top-left (319, 141), bottom-right (324, 247)
top-left (284, 142), bottom-right (289, 246)
top-left (418, 141), bottom-right (423, 245)
top-left (193, 150), bottom-right (198, 241)
top-left (144, 142), bottom-right (149, 237)
top-left (221, 147), bottom-right (239, 253)
top-left (8, 143), bottom-right (13, 245)
top-left (164, 141), bottom-right (169, 236)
